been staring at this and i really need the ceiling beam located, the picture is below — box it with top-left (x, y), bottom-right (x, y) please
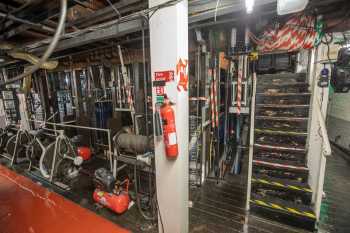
top-left (66, 0), bottom-right (142, 28)
top-left (31, 19), bottom-right (143, 54)
top-left (189, 0), bottom-right (276, 24)
top-left (19, 0), bottom-right (282, 57)
top-left (0, 12), bottom-right (54, 37)
top-left (1, 0), bottom-right (75, 39)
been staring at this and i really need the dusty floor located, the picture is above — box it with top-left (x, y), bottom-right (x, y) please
top-left (0, 146), bottom-right (349, 233)
top-left (319, 146), bottom-right (350, 233)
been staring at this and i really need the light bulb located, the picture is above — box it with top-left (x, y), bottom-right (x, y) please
top-left (245, 0), bottom-right (255, 14)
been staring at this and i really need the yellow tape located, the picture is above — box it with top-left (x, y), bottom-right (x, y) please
top-left (271, 203), bottom-right (284, 211)
top-left (252, 178), bottom-right (312, 193)
top-left (251, 199), bottom-right (316, 219)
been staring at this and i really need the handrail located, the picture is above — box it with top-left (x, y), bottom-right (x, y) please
top-left (246, 72), bottom-right (257, 211)
top-left (315, 98), bottom-right (332, 156)
top-left (311, 60), bottom-right (332, 157)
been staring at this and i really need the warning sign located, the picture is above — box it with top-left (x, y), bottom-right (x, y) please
top-left (155, 70), bottom-right (174, 82)
top-left (153, 70), bottom-right (175, 96)
top-left (155, 86), bottom-right (164, 95)
top-left (176, 58), bottom-right (188, 92)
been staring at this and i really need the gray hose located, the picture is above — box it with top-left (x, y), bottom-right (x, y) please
top-left (0, 0), bottom-right (67, 87)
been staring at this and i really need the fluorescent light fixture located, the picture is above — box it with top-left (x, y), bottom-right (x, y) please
top-left (245, 0), bottom-right (255, 14)
top-left (277, 0), bottom-right (309, 15)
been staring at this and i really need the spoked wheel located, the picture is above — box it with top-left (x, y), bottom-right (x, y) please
top-left (0, 129), bottom-right (8, 153)
top-left (26, 138), bottom-right (46, 168)
top-left (0, 127), bottom-right (16, 154)
top-left (40, 138), bottom-right (78, 180)
top-left (4, 134), bottom-right (16, 159)
top-left (5, 131), bottom-right (31, 163)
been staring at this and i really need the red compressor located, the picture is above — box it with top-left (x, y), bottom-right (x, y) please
top-left (77, 147), bottom-right (91, 161)
top-left (93, 168), bottom-right (130, 214)
top-left (160, 98), bottom-right (178, 158)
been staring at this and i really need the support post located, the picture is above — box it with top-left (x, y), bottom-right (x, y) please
top-left (149, 0), bottom-right (189, 232)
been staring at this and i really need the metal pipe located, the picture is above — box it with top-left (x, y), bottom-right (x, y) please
top-left (246, 72), bottom-right (256, 211)
top-left (0, 0), bottom-right (67, 87)
top-left (141, 19), bottom-right (149, 136)
top-left (0, 12), bottom-right (55, 33)
top-left (31, 120), bottom-right (110, 132)
top-left (107, 130), bottom-right (113, 171)
top-left (49, 131), bottom-right (61, 182)
top-left (10, 129), bottom-right (21, 166)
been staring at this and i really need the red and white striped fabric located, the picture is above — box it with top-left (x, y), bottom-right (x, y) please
top-left (236, 56), bottom-right (244, 116)
top-left (210, 69), bottom-right (215, 128)
top-left (127, 87), bottom-right (134, 111)
top-left (214, 69), bottom-right (218, 127)
top-left (255, 15), bottom-right (317, 52)
top-left (210, 69), bottom-right (218, 128)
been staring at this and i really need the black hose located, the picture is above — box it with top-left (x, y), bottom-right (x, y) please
top-left (133, 162), bottom-right (157, 221)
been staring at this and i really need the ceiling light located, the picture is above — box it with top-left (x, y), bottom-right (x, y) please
top-left (277, 0), bottom-right (309, 15)
top-left (245, 0), bottom-right (255, 14)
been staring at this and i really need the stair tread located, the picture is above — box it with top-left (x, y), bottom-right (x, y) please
top-left (253, 159), bottom-right (308, 171)
top-left (250, 194), bottom-right (316, 219)
top-left (254, 143), bottom-right (306, 153)
top-left (248, 215), bottom-right (313, 233)
top-left (254, 153), bottom-right (306, 166)
top-left (256, 116), bottom-right (308, 122)
top-left (252, 72), bottom-right (314, 230)
top-left (256, 93), bottom-right (310, 97)
top-left (258, 73), bottom-right (307, 79)
top-left (252, 175), bottom-right (312, 193)
top-left (256, 104), bottom-right (310, 108)
top-left (257, 82), bottom-right (308, 87)
top-left (255, 129), bottom-right (308, 137)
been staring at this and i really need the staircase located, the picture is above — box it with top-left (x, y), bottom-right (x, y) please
top-left (250, 72), bottom-right (316, 230)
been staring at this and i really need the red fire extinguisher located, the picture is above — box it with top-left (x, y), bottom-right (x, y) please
top-left (160, 97), bottom-right (178, 158)
top-left (93, 179), bottom-right (130, 214)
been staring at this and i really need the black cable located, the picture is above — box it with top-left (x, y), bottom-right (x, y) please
top-left (156, 195), bottom-right (164, 233)
top-left (105, 0), bottom-right (121, 18)
top-left (0, 5), bottom-right (9, 34)
top-left (133, 162), bottom-right (157, 221)
top-left (321, 33), bottom-right (333, 63)
top-left (148, 0), bottom-right (180, 20)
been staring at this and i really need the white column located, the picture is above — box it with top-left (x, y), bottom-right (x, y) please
top-left (149, 0), bottom-right (189, 232)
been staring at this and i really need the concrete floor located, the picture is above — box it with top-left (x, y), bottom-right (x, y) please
top-left (319, 146), bottom-right (350, 233)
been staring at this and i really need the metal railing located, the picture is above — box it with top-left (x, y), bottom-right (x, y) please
top-left (315, 98), bottom-right (332, 157)
top-left (311, 64), bottom-right (332, 157)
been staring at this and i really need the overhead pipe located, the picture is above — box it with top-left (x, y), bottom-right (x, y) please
top-left (0, 0), bottom-right (67, 87)
top-left (0, 12), bottom-right (55, 34)
top-left (7, 51), bottom-right (58, 70)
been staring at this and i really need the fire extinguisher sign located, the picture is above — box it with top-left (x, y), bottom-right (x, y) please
top-left (155, 70), bottom-right (174, 82)
top-left (153, 70), bottom-right (175, 96)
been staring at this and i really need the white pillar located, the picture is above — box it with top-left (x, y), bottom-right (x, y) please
top-left (149, 0), bottom-right (189, 232)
